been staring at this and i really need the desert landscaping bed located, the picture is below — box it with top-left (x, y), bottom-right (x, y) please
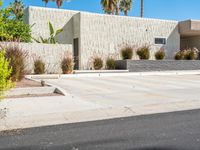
top-left (15, 79), bottom-right (45, 88)
top-left (7, 93), bottom-right (62, 99)
top-left (6, 79), bottom-right (63, 99)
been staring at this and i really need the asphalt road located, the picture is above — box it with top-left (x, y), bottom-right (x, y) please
top-left (0, 109), bottom-right (200, 150)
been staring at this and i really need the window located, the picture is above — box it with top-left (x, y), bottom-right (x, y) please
top-left (155, 38), bottom-right (166, 45)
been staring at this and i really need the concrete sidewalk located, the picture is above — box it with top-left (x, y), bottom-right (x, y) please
top-left (1, 95), bottom-right (200, 131)
top-left (1, 73), bottom-right (200, 131)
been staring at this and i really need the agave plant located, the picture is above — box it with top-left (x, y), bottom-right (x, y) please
top-left (34, 22), bottom-right (63, 44)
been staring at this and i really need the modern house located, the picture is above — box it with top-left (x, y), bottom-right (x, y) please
top-left (24, 6), bottom-right (200, 70)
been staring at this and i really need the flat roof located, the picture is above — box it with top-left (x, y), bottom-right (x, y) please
top-left (179, 20), bottom-right (200, 37)
top-left (27, 6), bottom-right (178, 23)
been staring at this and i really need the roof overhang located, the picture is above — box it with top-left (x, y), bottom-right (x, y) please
top-left (179, 20), bottom-right (200, 37)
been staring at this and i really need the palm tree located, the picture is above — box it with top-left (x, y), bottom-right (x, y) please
top-left (140, 0), bottom-right (144, 17)
top-left (43, 0), bottom-right (68, 8)
top-left (55, 0), bottom-right (63, 8)
top-left (51, 0), bottom-right (67, 8)
top-left (119, 0), bottom-right (132, 16)
top-left (114, 0), bottom-right (120, 15)
top-left (10, 0), bottom-right (25, 20)
top-left (42, 0), bottom-right (49, 7)
top-left (101, 0), bottom-right (115, 15)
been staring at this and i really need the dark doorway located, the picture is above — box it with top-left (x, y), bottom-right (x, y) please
top-left (73, 38), bottom-right (79, 70)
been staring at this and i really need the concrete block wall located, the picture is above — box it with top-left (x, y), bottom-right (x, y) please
top-left (80, 12), bottom-right (180, 69)
top-left (25, 6), bottom-right (78, 43)
top-left (25, 6), bottom-right (181, 70)
top-left (116, 60), bottom-right (200, 72)
top-left (0, 42), bottom-right (72, 74)
top-left (181, 36), bottom-right (200, 50)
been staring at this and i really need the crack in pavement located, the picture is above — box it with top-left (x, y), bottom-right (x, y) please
top-left (0, 108), bottom-right (7, 119)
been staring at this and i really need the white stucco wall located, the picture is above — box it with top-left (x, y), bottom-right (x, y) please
top-left (80, 12), bottom-right (180, 69)
top-left (1, 42), bottom-right (72, 74)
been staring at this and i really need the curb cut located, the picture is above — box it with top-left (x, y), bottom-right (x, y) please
top-left (25, 76), bottom-right (69, 96)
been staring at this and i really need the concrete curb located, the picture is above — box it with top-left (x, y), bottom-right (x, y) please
top-left (26, 70), bottom-right (200, 79)
top-left (74, 70), bottom-right (129, 74)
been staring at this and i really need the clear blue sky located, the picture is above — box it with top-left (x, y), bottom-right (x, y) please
top-left (2, 0), bottom-right (200, 21)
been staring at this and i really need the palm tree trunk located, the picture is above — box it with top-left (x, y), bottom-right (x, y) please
top-left (43, 0), bottom-right (48, 7)
top-left (57, 0), bottom-right (62, 8)
top-left (116, 5), bottom-right (119, 15)
top-left (115, 1), bottom-right (119, 15)
top-left (140, 0), bottom-right (144, 17)
top-left (109, 0), bottom-right (115, 15)
top-left (124, 10), bottom-right (128, 16)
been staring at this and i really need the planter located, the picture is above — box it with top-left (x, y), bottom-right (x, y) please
top-left (63, 70), bottom-right (73, 74)
top-left (116, 60), bottom-right (200, 72)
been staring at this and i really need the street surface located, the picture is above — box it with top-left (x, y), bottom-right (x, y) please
top-left (0, 109), bottom-right (200, 150)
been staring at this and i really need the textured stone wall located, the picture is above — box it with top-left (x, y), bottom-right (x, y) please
top-left (25, 6), bottom-right (78, 43)
top-left (80, 12), bottom-right (180, 69)
top-left (25, 6), bottom-right (180, 70)
top-left (116, 60), bottom-right (200, 72)
top-left (0, 42), bottom-right (72, 74)
top-left (181, 36), bottom-right (200, 50)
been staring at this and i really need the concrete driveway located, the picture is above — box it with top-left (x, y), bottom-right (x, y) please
top-left (2, 73), bottom-right (200, 131)
top-left (46, 74), bottom-right (200, 107)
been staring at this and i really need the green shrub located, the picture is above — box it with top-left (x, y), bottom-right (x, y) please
top-left (106, 58), bottom-right (116, 70)
top-left (93, 57), bottom-right (103, 70)
top-left (5, 45), bottom-right (27, 81)
top-left (0, 2), bottom-right (32, 42)
top-left (137, 46), bottom-right (150, 60)
top-left (61, 57), bottom-right (74, 74)
top-left (0, 49), bottom-right (13, 99)
top-left (155, 49), bottom-right (165, 60)
top-left (120, 46), bottom-right (133, 60)
top-left (34, 59), bottom-right (45, 74)
top-left (184, 49), bottom-right (198, 60)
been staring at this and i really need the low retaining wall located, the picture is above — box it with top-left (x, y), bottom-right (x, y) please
top-left (116, 60), bottom-right (200, 72)
top-left (0, 42), bottom-right (72, 74)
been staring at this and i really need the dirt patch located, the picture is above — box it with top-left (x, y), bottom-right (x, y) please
top-left (7, 79), bottom-right (64, 98)
top-left (7, 93), bottom-right (63, 99)
top-left (0, 129), bottom-right (23, 136)
top-left (15, 79), bottom-right (45, 88)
